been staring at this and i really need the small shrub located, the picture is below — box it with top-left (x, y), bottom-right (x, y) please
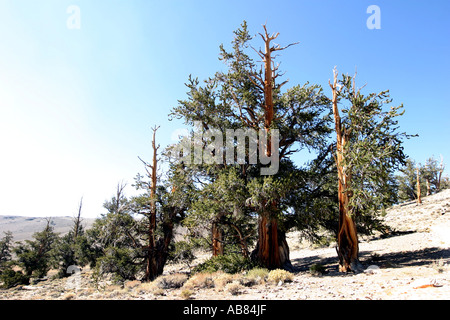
top-left (192, 254), bottom-right (255, 274)
top-left (267, 269), bottom-right (294, 284)
top-left (225, 282), bottom-right (243, 295)
top-left (0, 268), bottom-right (29, 289)
top-left (133, 282), bottom-right (161, 296)
top-left (183, 273), bottom-right (215, 290)
top-left (80, 287), bottom-right (96, 297)
top-left (180, 289), bottom-right (194, 300)
top-left (213, 272), bottom-right (235, 291)
top-left (246, 268), bottom-right (269, 281)
top-left (240, 267), bottom-right (269, 287)
top-left (62, 292), bottom-right (77, 300)
top-left (154, 273), bottom-right (188, 289)
top-left (124, 280), bottom-right (141, 289)
top-left (106, 284), bottom-right (122, 292)
top-left (135, 282), bottom-right (157, 294)
top-left (239, 276), bottom-right (258, 287)
top-left (108, 288), bottom-right (128, 299)
top-left (152, 288), bottom-right (165, 296)
top-left (309, 263), bottom-right (327, 276)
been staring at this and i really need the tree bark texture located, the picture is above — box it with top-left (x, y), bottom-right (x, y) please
top-left (329, 68), bottom-right (361, 272)
top-left (248, 25), bottom-right (295, 270)
top-left (143, 126), bottom-right (170, 282)
top-left (251, 210), bottom-right (293, 271)
top-left (212, 221), bottom-right (224, 257)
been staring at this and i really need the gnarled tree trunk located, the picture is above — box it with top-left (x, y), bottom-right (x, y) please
top-left (251, 209), bottom-right (293, 271)
top-left (140, 126), bottom-right (178, 282)
top-left (335, 134), bottom-right (360, 272)
top-left (144, 207), bottom-right (178, 281)
top-left (212, 221), bottom-right (224, 257)
top-left (249, 25), bottom-right (296, 271)
top-left (336, 185), bottom-right (360, 272)
top-left (146, 126), bottom-right (160, 281)
top-left (329, 68), bottom-right (361, 272)
top-left (154, 209), bottom-right (177, 277)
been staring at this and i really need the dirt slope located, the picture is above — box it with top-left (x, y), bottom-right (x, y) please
top-left (1, 190), bottom-right (449, 300)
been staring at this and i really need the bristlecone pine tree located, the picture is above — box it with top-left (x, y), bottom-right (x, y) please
top-left (13, 219), bottom-right (58, 278)
top-left (170, 22), bottom-right (331, 270)
top-left (137, 126), bottom-right (187, 281)
top-left (87, 128), bottom-right (188, 282)
top-left (422, 155), bottom-right (446, 195)
top-left (329, 67), bottom-right (411, 272)
top-left (396, 158), bottom-right (424, 201)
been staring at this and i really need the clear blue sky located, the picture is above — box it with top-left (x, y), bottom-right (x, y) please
top-left (0, 0), bottom-right (449, 218)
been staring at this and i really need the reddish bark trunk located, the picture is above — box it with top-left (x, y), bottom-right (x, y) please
top-left (329, 68), bottom-right (361, 273)
top-left (252, 213), bottom-right (293, 271)
top-left (143, 126), bottom-right (168, 282)
top-left (336, 189), bottom-right (360, 272)
top-left (250, 25), bottom-right (297, 271)
top-left (145, 218), bottom-right (175, 281)
top-left (258, 214), bottom-right (279, 268)
top-left (212, 222), bottom-right (224, 257)
top-left (262, 34), bottom-right (274, 157)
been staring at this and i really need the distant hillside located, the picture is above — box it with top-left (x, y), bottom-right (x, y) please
top-left (0, 215), bottom-right (95, 243)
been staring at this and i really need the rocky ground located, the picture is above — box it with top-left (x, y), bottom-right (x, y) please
top-left (1, 190), bottom-right (449, 300)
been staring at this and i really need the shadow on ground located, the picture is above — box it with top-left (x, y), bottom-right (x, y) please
top-left (291, 246), bottom-right (450, 275)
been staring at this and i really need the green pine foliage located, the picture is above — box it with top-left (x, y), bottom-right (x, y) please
top-left (85, 186), bottom-right (145, 283)
top-left (0, 268), bottom-right (29, 289)
top-left (334, 73), bottom-right (413, 231)
top-left (192, 253), bottom-right (257, 274)
top-left (0, 231), bottom-right (13, 269)
top-left (169, 21), bottom-right (335, 262)
top-left (396, 155), bottom-right (448, 202)
top-left (13, 219), bottom-right (58, 278)
top-left (0, 232), bottom-right (29, 289)
top-left (396, 158), bottom-right (424, 202)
